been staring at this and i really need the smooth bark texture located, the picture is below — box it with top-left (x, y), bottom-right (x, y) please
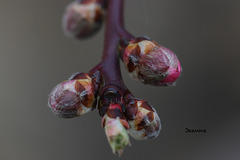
top-left (90, 0), bottom-right (133, 104)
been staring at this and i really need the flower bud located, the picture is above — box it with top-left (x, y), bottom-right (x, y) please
top-left (121, 37), bottom-right (181, 86)
top-left (62, 0), bottom-right (105, 39)
top-left (125, 99), bottom-right (161, 140)
top-left (102, 104), bottom-right (130, 156)
top-left (48, 73), bottom-right (97, 118)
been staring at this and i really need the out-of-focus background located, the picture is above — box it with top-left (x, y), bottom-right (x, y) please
top-left (0, 0), bottom-right (240, 159)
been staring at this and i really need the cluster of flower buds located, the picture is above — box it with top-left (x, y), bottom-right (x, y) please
top-left (120, 37), bottom-right (182, 86)
top-left (125, 99), bottom-right (161, 140)
top-left (48, 73), bottom-right (97, 118)
top-left (48, 0), bottom-right (182, 156)
top-left (101, 104), bottom-right (130, 155)
top-left (62, 0), bottom-right (106, 39)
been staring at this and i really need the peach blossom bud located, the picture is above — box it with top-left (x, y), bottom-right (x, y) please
top-left (102, 104), bottom-right (130, 156)
top-left (121, 37), bottom-right (181, 86)
top-left (125, 99), bottom-right (161, 140)
top-left (48, 73), bottom-right (96, 118)
top-left (62, 0), bottom-right (105, 39)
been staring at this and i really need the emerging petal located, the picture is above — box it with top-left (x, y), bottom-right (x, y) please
top-left (102, 104), bottom-right (130, 156)
top-left (121, 37), bottom-right (182, 86)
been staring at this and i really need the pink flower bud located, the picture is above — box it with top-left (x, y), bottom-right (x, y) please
top-left (121, 37), bottom-right (181, 86)
top-left (62, 0), bottom-right (105, 39)
top-left (48, 73), bottom-right (97, 118)
top-left (102, 104), bottom-right (130, 156)
top-left (125, 99), bottom-right (161, 140)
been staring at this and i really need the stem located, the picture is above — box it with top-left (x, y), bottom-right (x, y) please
top-left (101, 0), bottom-right (126, 88)
top-left (92, 0), bottom-right (135, 110)
top-left (90, 0), bottom-right (133, 83)
top-left (102, 0), bottom-right (124, 60)
top-left (89, 0), bottom-right (135, 110)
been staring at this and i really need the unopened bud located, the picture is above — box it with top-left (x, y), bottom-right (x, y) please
top-left (48, 73), bottom-right (97, 118)
top-left (62, 0), bottom-right (105, 39)
top-left (125, 99), bottom-right (161, 140)
top-left (102, 104), bottom-right (130, 156)
top-left (121, 37), bottom-right (181, 86)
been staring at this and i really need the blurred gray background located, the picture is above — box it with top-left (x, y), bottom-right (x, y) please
top-left (0, 0), bottom-right (240, 159)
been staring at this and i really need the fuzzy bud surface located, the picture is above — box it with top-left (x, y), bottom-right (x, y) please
top-left (125, 99), bottom-right (161, 140)
top-left (122, 37), bottom-right (181, 86)
top-left (62, 0), bottom-right (105, 38)
top-left (48, 73), bottom-right (96, 118)
top-left (102, 104), bottom-right (130, 155)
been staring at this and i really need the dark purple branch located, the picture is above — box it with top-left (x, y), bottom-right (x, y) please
top-left (102, 0), bottom-right (124, 60)
top-left (101, 0), bottom-right (125, 85)
top-left (96, 0), bottom-right (133, 105)
top-left (117, 27), bottom-right (134, 40)
top-left (88, 0), bottom-right (135, 108)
